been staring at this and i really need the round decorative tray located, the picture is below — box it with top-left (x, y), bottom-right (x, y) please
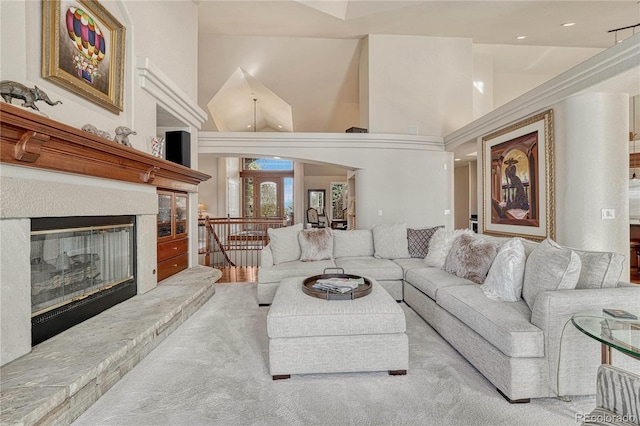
top-left (302, 269), bottom-right (372, 300)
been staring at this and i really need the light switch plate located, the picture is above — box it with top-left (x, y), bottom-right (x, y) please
top-left (601, 209), bottom-right (615, 219)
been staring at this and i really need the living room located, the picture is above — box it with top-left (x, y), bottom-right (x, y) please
top-left (1, 1), bottom-right (639, 425)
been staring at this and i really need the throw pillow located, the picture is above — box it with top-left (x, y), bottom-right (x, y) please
top-left (443, 234), bottom-right (500, 284)
top-left (480, 238), bottom-right (526, 302)
top-left (267, 223), bottom-right (303, 265)
top-left (299, 228), bottom-right (333, 262)
top-left (522, 238), bottom-right (581, 310)
top-left (372, 223), bottom-right (410, 259)
top-left (407, 226), bottom-right (444, 258)
top-left (424, 228), bottom-right (474, 268)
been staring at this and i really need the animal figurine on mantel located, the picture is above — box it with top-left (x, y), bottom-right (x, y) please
top-left (0, 80), bottom-right (62, 111)
top-left (113, 126), bottom-right (136, 147)
top-left (81, 124), bottom-right (111, 140)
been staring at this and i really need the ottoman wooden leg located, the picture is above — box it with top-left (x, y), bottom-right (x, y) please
top-left (272, 374), bottom-right (291, 380)
top-left (389, 370), bottom-right (407, 376)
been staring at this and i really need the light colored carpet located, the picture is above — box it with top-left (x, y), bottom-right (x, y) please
top-left (73, 283), bottom-right (596, 426)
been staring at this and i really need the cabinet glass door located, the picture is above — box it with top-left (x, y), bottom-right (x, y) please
top-left (157, 193), bottom-right (173, 238)
top-left (175, 194), bottom-right (188, 236)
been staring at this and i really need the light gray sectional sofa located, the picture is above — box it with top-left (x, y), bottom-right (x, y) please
top-left (258, 223), bottom-right (640, 402)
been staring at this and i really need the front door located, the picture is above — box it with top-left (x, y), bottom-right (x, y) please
top-left (243, 176), bottom-right (284, 219)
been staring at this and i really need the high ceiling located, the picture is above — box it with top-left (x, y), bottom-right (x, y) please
top-left (197, 1), bottom-right (640, 49)
top-left (192, 0), bottom-right (638, 152)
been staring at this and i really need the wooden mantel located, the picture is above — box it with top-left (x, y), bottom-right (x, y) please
top-left (0, 103), bottom-right (210, 192)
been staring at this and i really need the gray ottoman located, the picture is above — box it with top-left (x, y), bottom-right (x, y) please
top-left (266, 276), bottom-right (408, 379)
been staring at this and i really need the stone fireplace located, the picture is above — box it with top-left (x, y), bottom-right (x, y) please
top-left (0, 103), bottom-right (209, 366)
top-left (30, 215), bottom-right (137, 345)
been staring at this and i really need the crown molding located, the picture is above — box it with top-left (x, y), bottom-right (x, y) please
top-left (136, 57), bottom-right (208, 129)
top-left (445, 33), bottom-right (640, 150)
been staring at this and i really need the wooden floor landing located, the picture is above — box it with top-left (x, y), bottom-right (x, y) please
top-left (216, 266), bottom-right (258, 283)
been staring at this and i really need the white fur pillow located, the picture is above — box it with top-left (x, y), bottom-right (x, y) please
top-left (299, 228), bottom-right (333, 261)
top-left (424, 228), bottom-right (474, 268)
top-left (372, 223), bottom-right (410, 259)
top-left (267, 223), bottom-right (303, 265)
top-left (443, 234), bottom-right (499, 284)
top-left (480, 238), bottom-right (526, 301)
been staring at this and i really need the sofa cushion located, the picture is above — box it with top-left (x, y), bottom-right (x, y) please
top-left (407, 226), bottom-right (443, 258)
top-left (334, 257), bottom-right (404, 281)
top-left (267, 277), bottom-right (405, 338)
top-left (424, 228), bottom-right (474, 268)
top-left (333, 229), bottom-right (374, 258)
top-left (267, 223), bottom-right (303, 265)
top-left (443, 234), bottom-right (499, 284)
top-left (437, 285), bottom-right (544, 358)
top-left (572, 249), bottom-right (624, 289)
top-left (299, 228), bottom-right (333, 261)
top-left (258, 259), bottom-right (337, 284)
top-left (393, 258), bottom-right (429, 277)
top-left (372, 223), bottom-right (410, 259)
top-left (404, 267), bottom-right (474, 300)
top-left (480, 238), bottom-right (526, 302)
top-left (522, 238), bottom-right (581, 310)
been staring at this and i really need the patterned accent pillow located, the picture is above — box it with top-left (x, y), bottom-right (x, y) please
top-left (443, 234), bottom-right (500, 284)
top-left (407, 226), bottom-right (444, 258)
top-left (298, 228), bottom-right (333, 262)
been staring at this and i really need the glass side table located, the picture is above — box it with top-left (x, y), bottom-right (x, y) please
top-left (571, 310), bottom-right (640, 364)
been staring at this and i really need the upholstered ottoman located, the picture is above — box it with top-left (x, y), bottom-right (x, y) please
top-left (266, 276), bottom-right (408, 379)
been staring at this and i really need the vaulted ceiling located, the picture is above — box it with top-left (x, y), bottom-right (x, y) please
top-left (195, 1), bottom-right (639, 133)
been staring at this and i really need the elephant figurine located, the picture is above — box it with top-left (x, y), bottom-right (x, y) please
top-left (113, 126), bottom-right (136, 147)
top-left (0, 80), bottom-right (62, 111)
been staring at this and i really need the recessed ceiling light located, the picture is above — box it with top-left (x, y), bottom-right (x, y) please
top-left (454, 158), bottom-right (461, 162)
top-left (466, 151), bottom-right (478, 157)
top-left (274, 156), bottom-right (281, 159)
top-left (561, 22), bottom-right (576, 27)
top-left (516, 36), bottom-right (527, 40)
top-left (247, 124), bottom-right (252, 128)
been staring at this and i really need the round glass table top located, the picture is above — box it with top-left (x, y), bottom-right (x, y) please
top-left (571, 310), bottom-right (640, 360)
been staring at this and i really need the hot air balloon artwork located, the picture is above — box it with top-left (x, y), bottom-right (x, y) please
top-left (65, 6), bottom-right (105, 84)
top-left (42, 0), bottom-right (125, 113)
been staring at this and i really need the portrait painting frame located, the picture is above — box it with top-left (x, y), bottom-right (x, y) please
top-left (42, 0), bottom-right (125, 113)
top-left (482, 109), bottom-right (555, 241)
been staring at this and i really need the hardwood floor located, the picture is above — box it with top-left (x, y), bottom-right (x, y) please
top-left (217, 266), bottom-right (259, 283)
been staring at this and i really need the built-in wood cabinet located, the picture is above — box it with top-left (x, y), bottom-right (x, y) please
top-left (157, 190), bottom-right (189, 281)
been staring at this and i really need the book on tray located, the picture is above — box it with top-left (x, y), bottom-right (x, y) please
top-left (312, 277), bottom-right (365, 293)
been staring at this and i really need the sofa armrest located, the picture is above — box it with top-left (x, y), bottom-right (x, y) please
top-left (530, 286), bottom-right (640, 396)
top-left (261, 244), bottom-right (274, 268)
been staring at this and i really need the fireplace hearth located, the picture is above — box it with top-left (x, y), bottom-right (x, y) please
top-left (30, 216), bottom-right (137, 345)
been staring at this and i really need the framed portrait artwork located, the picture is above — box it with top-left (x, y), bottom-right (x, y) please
top-left (482, 109), bottom-right (555, 241)
top-left (42, 0), bottom-right (125, 113)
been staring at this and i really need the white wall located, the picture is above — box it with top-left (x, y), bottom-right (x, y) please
top-left (364, 35), bottom-right (473, 137)
top-left (199, 133), bottom-right (454, 229)
top-left (198, 34), bottom-right (361, 133)
top-left (554, 93), bottom-right (630, 276)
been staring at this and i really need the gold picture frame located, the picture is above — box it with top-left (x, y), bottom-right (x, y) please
top-left (42, 0), bottom-right (125, 113)
top-left (482, 109), bottom-right (555, 241)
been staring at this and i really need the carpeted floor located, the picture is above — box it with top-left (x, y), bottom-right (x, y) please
top-left (73, 283), bottom-right (596, 426)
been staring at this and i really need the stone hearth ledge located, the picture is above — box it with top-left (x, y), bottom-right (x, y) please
top-left (0, 265), bottom-right (222, 426)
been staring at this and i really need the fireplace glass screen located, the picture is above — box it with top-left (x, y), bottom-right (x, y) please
top-left (30, 216), bottom-right (135, 318)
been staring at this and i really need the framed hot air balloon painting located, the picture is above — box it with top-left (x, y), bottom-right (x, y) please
top-left (42, 0), bottom-right (125, 113)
